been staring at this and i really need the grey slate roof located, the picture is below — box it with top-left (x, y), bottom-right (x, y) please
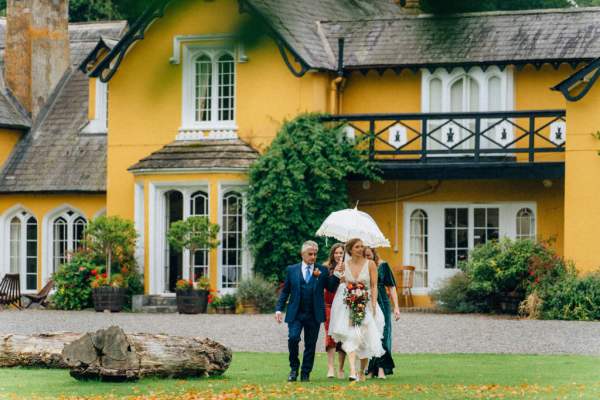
top-left (0, 77), bottom-right (30, 129)
top-left (128, 140), bottom-right (259, 173)
top-left (0, 20), bottom-right (127, 193)
top-left (246, 3), bottom-right (600, 70)
top-left (246, 0), bottom-right (402, 69)
top-left (320, 8), bottom-right (600, 69)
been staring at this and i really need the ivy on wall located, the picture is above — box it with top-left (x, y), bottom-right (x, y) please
top-left (247, 114), bottom-right (379, 282)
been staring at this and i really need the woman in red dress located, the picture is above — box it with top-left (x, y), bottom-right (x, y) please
top-left (324, 243), bottom-right (346, 378)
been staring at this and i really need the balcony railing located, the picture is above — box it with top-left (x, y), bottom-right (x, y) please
top-left (321, 110), bottom-right (566, 163)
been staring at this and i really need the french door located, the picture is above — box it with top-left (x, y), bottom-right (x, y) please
top-left (404, 202), bottom-right (534, 292)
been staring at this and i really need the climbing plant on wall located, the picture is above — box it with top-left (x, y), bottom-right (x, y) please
top-left (247, 114), bottom-right (380, 282)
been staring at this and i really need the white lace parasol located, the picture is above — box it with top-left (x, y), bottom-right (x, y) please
top-left (316, 206), bottom-right (390, 248)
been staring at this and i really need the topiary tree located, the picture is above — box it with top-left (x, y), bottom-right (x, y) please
top-left (84, 215), bottom-right (138, 280)
top-left (167, 216), bottom-right (220, 286)
top-left (247, 113), bottom-right (380, 282)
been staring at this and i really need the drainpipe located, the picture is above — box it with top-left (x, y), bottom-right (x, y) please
top-left (330, 76), bottom-right (343, 114)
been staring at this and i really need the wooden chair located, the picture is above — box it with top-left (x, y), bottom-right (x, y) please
top-left (397, 266), bottom-right (415, 308)
top-left (23, 280), bottom-right (54, 309)
top-left (0, 273), bottom-right (22, 309)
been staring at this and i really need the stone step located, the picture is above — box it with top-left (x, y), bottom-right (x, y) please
top-left (132, 295), bottom-right (177, 312)
top-left (139, 305), bottom-right (178, 314)
top-left (145, 295), bottom-right (177, 306)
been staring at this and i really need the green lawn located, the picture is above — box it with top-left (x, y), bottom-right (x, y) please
top-left (1, 353), bottom-right (599, 399)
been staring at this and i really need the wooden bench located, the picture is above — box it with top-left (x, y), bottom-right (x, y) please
top-left (0, 274), bottom-right (22, 309)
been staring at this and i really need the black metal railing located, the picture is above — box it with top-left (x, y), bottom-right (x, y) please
top-left (321, 110), bottom-right (566, 163)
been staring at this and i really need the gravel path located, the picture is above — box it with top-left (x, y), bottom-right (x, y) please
top-left (0, 310), bottom-right (598, 355)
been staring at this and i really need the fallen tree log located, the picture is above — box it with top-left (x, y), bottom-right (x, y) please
top-left (0, 326), bottom-right (232, 381)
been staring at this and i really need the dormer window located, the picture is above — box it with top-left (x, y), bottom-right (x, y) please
top-left (82, 78), bottom-right (108, 134)
top-left (180, 46), bottom-right (238, 140)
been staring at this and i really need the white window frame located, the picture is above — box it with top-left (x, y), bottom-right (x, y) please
top-left (403, 202), bottom-right (536, 294)
top-left (516, 207), bottom-right (537, 240)
top-left (218, 182), bottom-right (251, 294)
top-left (190, 190), bottom-right (210, 280)
top-left (180, 44), bottom-right (238, 140)
top-left (1, 207), bottom-right (38, 293)
top-left (148, 181), bottom-right (210, 295)
top-left (421, 66), bottom-right (514, 152)
top-left (82, 78), bottom-right (108, 134)
top-left (42, 206), bottom-right (87, 283)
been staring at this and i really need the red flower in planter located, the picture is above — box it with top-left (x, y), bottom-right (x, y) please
top-left (91, 269), bottom-right (98, 276)
top-left (102, 273), bottom-right (108, 279)
top-left (208, 294), bottom-right (214, 304)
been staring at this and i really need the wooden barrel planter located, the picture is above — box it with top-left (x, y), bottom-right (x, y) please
top-left (93, 287), bottom-right (127, 313)
top-left (176, 289), bottom-right (208, 314)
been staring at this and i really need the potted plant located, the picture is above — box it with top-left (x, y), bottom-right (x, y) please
top-left (237, 276), bottom-right (277, 314)
top-left (175, 276), bottom-right (212, 314)
top-left (167, 216), bottom-right (220, 314)
top-left (84, 216), bottom-right (138, 312)
top-left (220, 293), bottom-right (237, 314)
top-left (90, 272), bottom-right (127, 312)
top-left (210, 295), bottom-right (224, 314)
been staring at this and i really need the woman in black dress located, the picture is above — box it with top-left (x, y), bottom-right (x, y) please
top-left (364, 246), bottom-right (400, 379)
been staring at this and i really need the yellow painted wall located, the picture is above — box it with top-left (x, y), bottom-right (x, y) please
top-left (564, 79), bottom-right (600, 272)
top-left (107, 0), bottom-right (329, 221)
top-left (349, 179), bottom-right (564, 306)
top-left (514, 65), bottom-right (575, 162)
top-left (0, 128), bottom-right (23, 168)
top-left (134, 172), bottom-right (247, 293)
top-left (0, 194), bottom-right (106, 289)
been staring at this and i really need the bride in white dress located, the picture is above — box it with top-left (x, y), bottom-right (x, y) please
top-left (330, 238), bottom-right (385, 381)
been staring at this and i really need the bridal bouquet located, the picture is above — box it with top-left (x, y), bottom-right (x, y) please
top-left (344, 282), bottom-right (370, 326)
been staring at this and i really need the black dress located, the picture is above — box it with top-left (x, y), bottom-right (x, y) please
top-left (367, 262), bottom-right (397, 375)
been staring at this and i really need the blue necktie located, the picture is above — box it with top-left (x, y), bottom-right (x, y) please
top-left (304, 266), bottom-right (311, 283)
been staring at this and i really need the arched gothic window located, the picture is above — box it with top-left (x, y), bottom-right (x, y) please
top-left (51, 210), bottom-right (87, 273)
top-left (516, 208), bottom-right (536, 240)
top-left (409, 209), bottom-right (428, 288)
top-left (221, 191), bottom-right (243, 289)
top-left (8, 211), bottom-right (38, 291)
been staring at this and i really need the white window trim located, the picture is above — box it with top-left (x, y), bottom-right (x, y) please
top-left (218, 181), bottom-right (251, 294)
top-left (82, 79), bottom-right (108, 134)
top-left (403, 201), bottom-right (536, 295)
top-left (179, 42), bottom-right (239, 140)
top-left (134, 183), bottom-right (145, 273)
top-left (42, 205), bottom-right (87, 284)
top-left (421, 66), bottom-right (514, 114)
top-left (148, 181), bottom-right (211, 295)
top-left (1, 205), bottom-right (38, 293)
top-left (421, 66), bottom-right (515, 153)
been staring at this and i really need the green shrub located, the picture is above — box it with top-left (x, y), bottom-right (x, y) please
top-left (51, 253), bottom-right (100, 310)
top-left (237, 276), bottom-right (277, 313)
top-left (247, 114), bottom-right (379, 282)
top-left (432, 238), bottom-right (568, 314)
top-left (460, 238), bottom-right (568, 313)
top-left (537, 272), bottom-right (600, 321)
top-left (431, 272), bottom-right (478, 313)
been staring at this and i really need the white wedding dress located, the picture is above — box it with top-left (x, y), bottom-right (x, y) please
top-left (329, 259), bottom-right (386, 359)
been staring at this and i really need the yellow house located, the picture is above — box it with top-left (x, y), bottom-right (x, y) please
top-left (1, 0), bottom-right (600, 307)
